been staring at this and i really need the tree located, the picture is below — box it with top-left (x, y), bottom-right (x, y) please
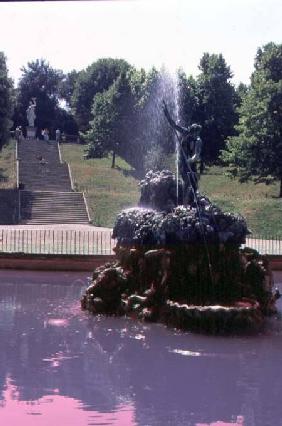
top-left (71, 58), bottom-right (131, 132)
top-left (195, 53), bottom-right (237, 163)
top-left (14, 59), bottom-right (64, 135)
top-left (84, 72), bottom-right (134, 168)
top-left (0, 52), bottom-right (13, 148)
top-left (59, 70), bottom-right (79, 108)
top-left (177, 70), bottom-right (198, 126)
top-left (221, 43), bottom-right (282, 197)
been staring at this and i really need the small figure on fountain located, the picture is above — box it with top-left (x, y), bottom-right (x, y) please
top-left (163, 100), bottom-right (202, 205)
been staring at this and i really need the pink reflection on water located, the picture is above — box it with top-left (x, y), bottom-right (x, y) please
top-left (1, 377), bottom-right (137, 426)
top-left (43, 350), bottom-right (80, 368)
top-left (44, 318), bottom-right (69, 327)
top-left (196, 417), bottom-right (244, 426)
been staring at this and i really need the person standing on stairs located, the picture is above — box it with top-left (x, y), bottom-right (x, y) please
top-left (42, 128), bottom-right (49, 141)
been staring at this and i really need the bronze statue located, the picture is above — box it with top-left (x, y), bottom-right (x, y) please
top-left (163, 101), bottom-right (202, 204)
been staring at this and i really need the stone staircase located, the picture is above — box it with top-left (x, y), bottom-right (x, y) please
top-left (17, 139), bottom-right (90, 224)
top-left (20, 191), bottom-right (89, 224)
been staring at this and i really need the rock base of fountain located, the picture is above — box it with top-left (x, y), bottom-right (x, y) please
top-left (81, 244), bottom-right (276, 334)
top-left (81, 170), bottom-right (279, 334)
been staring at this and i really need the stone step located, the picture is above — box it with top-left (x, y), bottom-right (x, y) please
top-left (21, 209), bottom-right (87, 213)
top-left (20, 190), bottom-right (89, 225)
top-left (21, 220), bottom-right (89, 224)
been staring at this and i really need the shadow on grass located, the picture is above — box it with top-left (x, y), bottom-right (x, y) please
top-left (115, 165), bottom-right (143, 180)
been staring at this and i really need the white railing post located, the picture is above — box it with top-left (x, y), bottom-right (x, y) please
top-left (83, 191), bottom-right (91, 223)
top-left (57, 141), bottom-right (63, 163)
top-left (67, 163), bottom-right (75, 191)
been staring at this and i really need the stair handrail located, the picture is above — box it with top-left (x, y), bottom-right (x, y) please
top-left (15, 139), bottom-right (20, 189)
top-left (18, 188), bottom-right (21, 222)
top-left (16, 139), bottom-right (18, 160)
top-left (57, 141), bottom-right (63, 163)
top-left (67, 163), bottom-right (75, 191)
top-left (16, 159), bottom-right (20, 189)
top-left (82, 191), bottom-right (91, 223)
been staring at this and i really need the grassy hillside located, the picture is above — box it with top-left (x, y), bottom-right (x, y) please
top-left (199, 166), bottom-right (282, 237)
top-left (0, 140), bottom-right (16, 189)
top-left (61, 144), bottom-right (282, 237)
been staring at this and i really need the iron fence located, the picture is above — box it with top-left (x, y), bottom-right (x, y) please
top-left (0, 229), bottom-right (115, 255)
top-left (244, 235), bottom-right (282, 255)
top-left (0, 229), bottom-right (281, 256)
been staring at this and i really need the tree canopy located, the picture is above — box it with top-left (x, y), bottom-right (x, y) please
top-left (71, 58), bottom-right (131, 132)
top-left (195, 53), bottom-right (237, 164)
top-left (221, 43), bottom-right (282, 196)
top-left (83, 55), bottom-right (241, 174)
top-left (0, 52), bottom-right (13, 148)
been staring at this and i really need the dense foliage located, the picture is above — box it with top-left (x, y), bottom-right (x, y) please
top-left (71, 58), bottom-right (131, 132)
top-left (0, 52), bottom-right (13, 148)
top-left (221, 43), bottom-right (282, 196)
top-left (195, 53), bottom-right (237, 164)
top-left (83, 54), bottom-right (238, 173)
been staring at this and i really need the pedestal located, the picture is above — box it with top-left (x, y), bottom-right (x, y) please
top-left (26, 126), bottom-right (37, 139)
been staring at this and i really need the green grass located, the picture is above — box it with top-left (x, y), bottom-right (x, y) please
top-left (200, 166), bottom-right (282, 238)
top-left (61, 144), bottom-right (139, 227)
top-left (61, 144), bottom-right (282, 237)
top-left (0, 139), bottom-right (16, 189)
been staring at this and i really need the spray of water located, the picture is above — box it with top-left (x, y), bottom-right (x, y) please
top-left (147, 67), bottom-right (181, 202)
top-left (170, 72), bottom-right (181, 204)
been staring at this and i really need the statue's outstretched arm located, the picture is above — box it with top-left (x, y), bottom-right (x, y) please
top-left (162, 101), bottom-right (189, 135)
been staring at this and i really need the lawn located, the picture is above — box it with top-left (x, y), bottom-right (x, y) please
top-left (199, 166), bottom-right (282, 237)
top-left (0, 139), bottom-right (16, 189)
top-left (62, 144), bottom-right (282, 237)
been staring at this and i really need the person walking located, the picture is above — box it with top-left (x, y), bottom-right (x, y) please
top-left (42, 128), bottom-right (49, 142)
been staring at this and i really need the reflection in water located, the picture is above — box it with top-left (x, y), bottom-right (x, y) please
top-left (0, 270), bottom-right (281, 426)
top-left (196, 419), bottom-right (244, 426)
top-left (1, 377), bottom-right (135, 426)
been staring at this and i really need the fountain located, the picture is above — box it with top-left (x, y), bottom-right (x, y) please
top-left (81, 83), bottom-right (279, 334)
top-left (81, 168), bottom-right (279, 333)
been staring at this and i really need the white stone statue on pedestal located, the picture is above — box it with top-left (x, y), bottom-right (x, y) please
top-left (26, 99), bottom-right (36, 127)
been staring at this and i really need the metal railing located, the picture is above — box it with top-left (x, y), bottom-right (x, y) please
top-left (244, 235), bottom-right (282, 255)
top-left (0, 229), bottom-right (281, 256)
top-left (0, 229), bottom-right (116, 255)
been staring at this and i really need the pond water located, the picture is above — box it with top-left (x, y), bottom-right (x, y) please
top-left (0, 270), bottom-right (282, 426)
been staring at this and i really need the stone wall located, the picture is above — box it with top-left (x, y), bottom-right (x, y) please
top-left (0, 189), bottom-right (19, 224)
top-left (0, 253), bottom-right (115, 271)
